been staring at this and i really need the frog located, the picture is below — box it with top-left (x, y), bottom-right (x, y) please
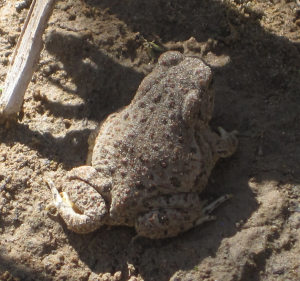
top-left (46, 51), bottom-right (238, 239)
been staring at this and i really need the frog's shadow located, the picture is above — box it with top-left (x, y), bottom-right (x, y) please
top-left (43, 29), bottom-right (144, 122)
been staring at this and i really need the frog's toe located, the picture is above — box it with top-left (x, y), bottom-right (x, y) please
top-left (202, 194), bottom-right (232, 215)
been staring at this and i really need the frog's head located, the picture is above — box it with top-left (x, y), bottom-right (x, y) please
top-left (157, 51), bottom-right (214, 126)
top-left (180, 56), bottom-right (214, 126)
top-left (191, 58), bottom-right (214, 124)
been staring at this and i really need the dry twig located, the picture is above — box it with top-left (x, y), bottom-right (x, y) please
top-left (0, 0), bottom-right (56, 118)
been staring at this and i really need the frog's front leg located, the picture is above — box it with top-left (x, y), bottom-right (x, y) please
top-left (46, 166), bottom-right (108, 234)
top-left (215, 127), bottom-right (238, 158)
top-left (135, 193), bottom-right (231, 239)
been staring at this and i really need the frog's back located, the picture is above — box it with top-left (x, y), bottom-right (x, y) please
top-left (90, 51), bottom-right (213, 207)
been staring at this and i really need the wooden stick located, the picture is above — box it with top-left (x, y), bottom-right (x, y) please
top-left (0, 0), bottom-right (56, 117)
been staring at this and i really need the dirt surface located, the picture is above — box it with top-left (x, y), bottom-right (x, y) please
top-left (0, 0), bottom-right (300, 280)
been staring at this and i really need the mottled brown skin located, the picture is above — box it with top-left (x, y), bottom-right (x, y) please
top-left (47, 51), bottom-right (238, 239)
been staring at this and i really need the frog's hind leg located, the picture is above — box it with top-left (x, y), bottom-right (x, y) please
top-left (134, 193), bottom-right (231, 239)
top-left (46, 176), bottom-right (108, 234)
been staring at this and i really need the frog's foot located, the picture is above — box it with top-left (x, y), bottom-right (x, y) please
top-left (202, 194), bottom-right (232, 215)
top-left (134, 193), bottom-right (231, 239)
top-left (216, 127), bottom-right (238, 158)
top-left (45, 180), bottom-right (64, 217)
top-left (195, 194), bottom-right (232, 225)
top-left (45, 176), bottom-right (108, 234)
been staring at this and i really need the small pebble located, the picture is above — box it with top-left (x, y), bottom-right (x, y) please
top-left (15, 0), bottom-right (32, 12)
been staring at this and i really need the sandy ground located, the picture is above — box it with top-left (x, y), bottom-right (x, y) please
top-left (0, 0), bottom-right (300, 280)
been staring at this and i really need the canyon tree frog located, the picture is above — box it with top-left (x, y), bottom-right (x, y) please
top-left (47, 51), bottom-right (238, 239)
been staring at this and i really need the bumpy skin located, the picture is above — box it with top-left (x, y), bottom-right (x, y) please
top-left (48, 51), bottom-right (238, 239)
